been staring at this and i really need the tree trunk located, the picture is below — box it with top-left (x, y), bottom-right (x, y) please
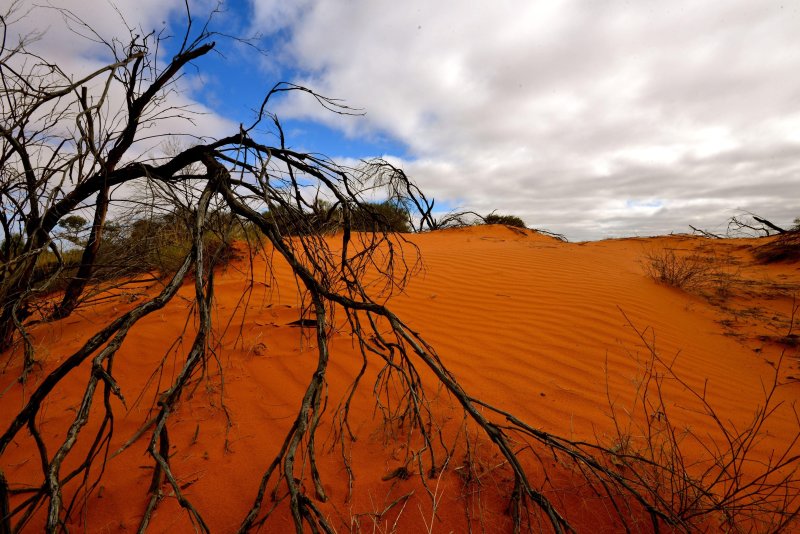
top-left (0, 309), bottom-right (14, 354)
top-left (52, 185), bottom-right (109, 320)
top-left (0, 470), bottom-right (10, 534)
top-left (753, 216), bottom-right (786, 235)
top-left (0, 249), bottom-right (40, 352)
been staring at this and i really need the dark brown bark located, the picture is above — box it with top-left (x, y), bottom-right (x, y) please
top-left (0, 470), bottom-right (10, 534)
top-left (753, 215), bottom-right (786, 234)
top-left (51, 185), bottom-right (109, 320)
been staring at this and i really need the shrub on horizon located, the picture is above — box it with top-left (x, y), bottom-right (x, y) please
top-left (482, 212), bottom-right (527, 229)
top-left (348, 200), bottom-right (412, 233)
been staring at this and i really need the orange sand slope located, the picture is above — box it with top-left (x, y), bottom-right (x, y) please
top-left (2, 225), bottom-right (799, 532)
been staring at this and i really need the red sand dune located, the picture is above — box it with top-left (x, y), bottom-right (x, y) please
top-left (2, 225), bottom-right (799, 532)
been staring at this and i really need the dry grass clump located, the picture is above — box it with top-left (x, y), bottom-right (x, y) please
top-left (642, 247), bottom-right (744, 301)
top-left (643, 248), bottom-right (714, 291)
top-left (752, 231), bottom-right (800, 264)
top-left (604, 314), bottom-right (800, 533)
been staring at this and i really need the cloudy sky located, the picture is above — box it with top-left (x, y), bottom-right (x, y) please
top-left (9, 0), bottom-right (800, 240)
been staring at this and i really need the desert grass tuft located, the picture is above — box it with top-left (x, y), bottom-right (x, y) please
top-left (642, 248), bottom-right (713, 291)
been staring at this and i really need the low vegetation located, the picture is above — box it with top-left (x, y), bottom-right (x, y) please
top-left (643, 240), bottom-right (800, 358)
top-left (753, 230), bottom-right (800, 264)
top-left (482, 212), bottom-right (527, 228)
top-left (606, 313), bottom-right (800, 532)
top-left (642, 248), bottom-right (714, 291)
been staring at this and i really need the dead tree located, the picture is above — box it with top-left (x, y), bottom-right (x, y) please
top-left (728, 212), bottom-right (787, 237)
top-left (1, 4), bottom-right (799, 533)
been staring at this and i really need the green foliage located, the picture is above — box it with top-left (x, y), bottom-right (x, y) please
top-left (262, 204), bottom-right (325, 236)
top-left (105, 209), bottom-right (239, 277)
top-left (0, 234), bottom-right (76, 294)
top-left (0, 233), bottom-right (24, 264)
top-left (262, 200), bottom-right (411, 235)
top-left (0, 210), bottom-right (239, 297)
top-left (482, 212), bottom-right (527, 228)
top-left (348, 201), bottom-right (411, 233)
top-left (59, 215), bottom-right (88, 246)
top-left (59, 215), bottom-right (87, 232)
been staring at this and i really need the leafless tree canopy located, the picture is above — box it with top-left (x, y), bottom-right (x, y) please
top-left (1, 4), bottom-right (798, 533)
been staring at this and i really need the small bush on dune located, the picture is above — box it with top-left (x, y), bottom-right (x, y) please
top-left (348, 200), bottom-right (412, 233)
top-left (263, 200), bottom-right (411, 235)
top-left (263, 204), bottom-right (320, 236)
top-left (752, 230), bottom-right (800, 264)
top-left (643, 248), bottom-right (713, 290)
top-left (111, 211), bottom-right (240, 278)
top-left (14, 210), bottom-right (242, 311)
top-left (0, 233), bottom-right (24, 263)
top-left (482, 212), bottom-right (527, 228)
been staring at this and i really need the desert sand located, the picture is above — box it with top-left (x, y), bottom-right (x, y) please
top-left (1, 225), bottom-right (798, 532)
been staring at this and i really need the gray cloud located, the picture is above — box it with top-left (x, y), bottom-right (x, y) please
top-left (252, 0), bottom-right (800, 240)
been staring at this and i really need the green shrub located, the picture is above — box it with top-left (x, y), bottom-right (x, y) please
top-left (348, 201), bottom-right (411, 233)
top-left (262, 200), bottom-right (412, 234)
top-left (0, 233), bottom-right (24, 264)
top-left (482, 213), bottom-right (526, 228)
top-left (94, 209), bottom-right (240, 279)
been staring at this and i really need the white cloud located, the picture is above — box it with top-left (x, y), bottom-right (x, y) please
top-left (2, 0), bottom-right (240, 229)
top-left (6, 0), bottom-right (235, 140)
top-left (250, 0), bottom-right (800, 240)
top-left (8, 1), bottom-right (799, 240)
